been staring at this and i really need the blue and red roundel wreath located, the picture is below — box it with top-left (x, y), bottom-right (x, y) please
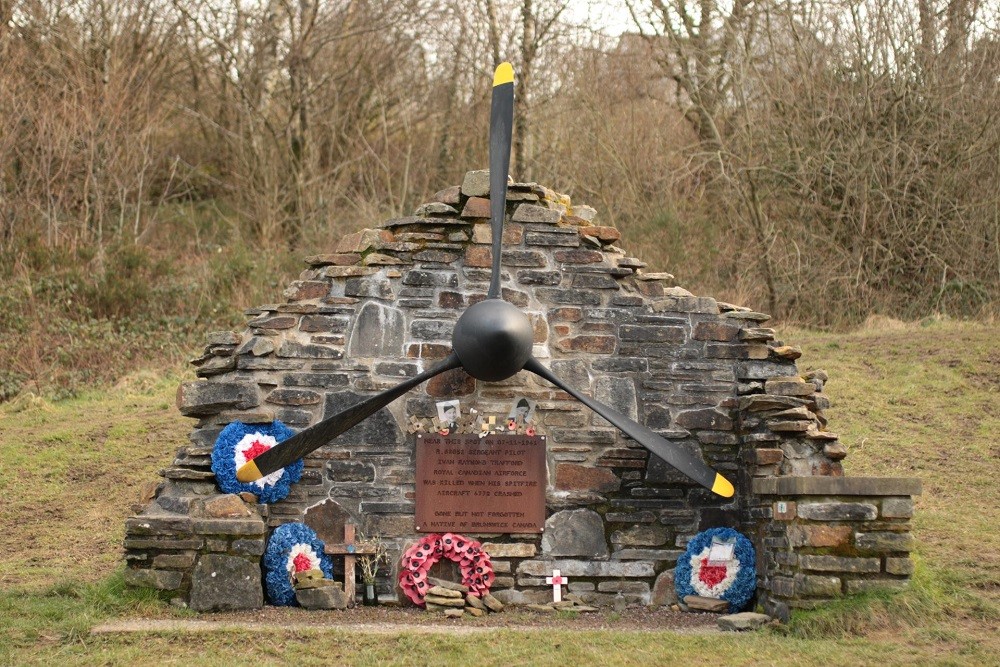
top-left (399, 533), bottom-right (494, 605)
top-left (210, 420), bottom-right (302, 504)
top-left (263, 523), bottom-right (335, 606)
top-left (675, 527), bottom-right (756, 612)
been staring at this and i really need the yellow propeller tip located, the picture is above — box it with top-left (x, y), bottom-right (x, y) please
top-left (236, 460), bottom-right (262, 483)
top-left (493, 62), bottom-right (514, 86)
top-left (712, 473), bottom-right (735, 498)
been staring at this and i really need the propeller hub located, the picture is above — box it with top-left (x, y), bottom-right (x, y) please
top-left (452, 299), bottom-right (534, 382)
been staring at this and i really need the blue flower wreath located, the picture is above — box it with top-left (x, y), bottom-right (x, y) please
top-left (264, 523), bottom-right (335, 606)
top-left (210, 420), bottom-right (302, 504)
top-left (675, 527), bottom-right (756, 612)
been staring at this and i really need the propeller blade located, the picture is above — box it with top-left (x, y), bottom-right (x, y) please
top-left (487, 62), bottom-right (514, 300)
top-left (237, 353), bottom-right (463, 482)
top-left (524, 358), bottom-right (735, 498)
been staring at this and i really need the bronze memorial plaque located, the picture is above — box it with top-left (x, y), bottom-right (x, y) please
top-left (415, 433), bottom-right (546, 533)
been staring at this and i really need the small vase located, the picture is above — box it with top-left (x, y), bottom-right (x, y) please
top-left (362, 582), bottom-right (378, 606)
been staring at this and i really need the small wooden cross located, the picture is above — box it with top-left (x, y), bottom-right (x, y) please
top-left (546, 569), bottom-right (568, 603)
top-left (323, 524), bottom-right (378, 607)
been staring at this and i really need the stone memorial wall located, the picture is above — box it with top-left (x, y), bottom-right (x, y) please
top-left (124, 170), bottom-right (919, 612)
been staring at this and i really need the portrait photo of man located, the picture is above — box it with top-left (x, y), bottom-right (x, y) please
top-left (436, 399), bottom-right (461, 432)
top-left (508, 397), bottom-right (536, 424)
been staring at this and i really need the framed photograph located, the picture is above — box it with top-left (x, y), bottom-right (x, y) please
top-left (435, 400), bottom-right (461, 430)
top-left (507, 397), bottom-right (536, 424)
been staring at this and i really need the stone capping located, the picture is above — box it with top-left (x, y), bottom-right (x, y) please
top-left (753, 476), bottom-right (922, 497)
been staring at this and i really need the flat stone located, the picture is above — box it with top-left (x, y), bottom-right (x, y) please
top-left (443, 608), bottom-right (465, 618)
top-left (555, 464), bottom-right (620, 493)
top-left (739, 395), bottom-right (809, 412)
top-left (683, 595), bottom-right (729, 612)
top-left (512, 204), bottom-right (561, 224)
top-left (855, 531), bottom-right (914, 553)
top-left (465, 594), bottom-right (488, 610)
top-left (752, 477), bottom-right (922, 497)
top-left (415, 202), bottom-right (458, 216)
top-left (797, 502), bottom-right (877, 521)
top-left (124, 568), bottom-right (183, 591)
top-left (718, 612), bottom-right (772, 631)
top-left (427, 586), bottom-right (464, 599)
top-left (787, 524), bottom-right (851, 548)
top-left (480, 543), bottom-right (537, 558)
top-left (799, 555), bottom-right (880, 573)
top-left (881, 498), bottom-right (914, 518)
top-left (424, 594), bottom-right (465, 607)
top-left (189, 554), bottom-right (262, 612)
top-left (283, 280), bottom-right (329, 301)
top-left (765, 378), bottom-right (815, 397)
top-left (845, 578), bottom-right (908, 594)
top-left (795, 573), bottom-right (841, 597)
top-left (579, 226), bottom-right (621, 243)
top-left (541, 509), bottom-right (610, 558)
top-left (426, 576), bottom-right (469, 593)
top-left (177, 381), bottom-right (259, 417)
top-left (465, 606), bottom-right (485, 617)
top-left (296, 586), bottom-right (349, 610)
top-left (518, 560), bottom-right (653, 578)
top-left (482, 593), bottom-right (505, 612)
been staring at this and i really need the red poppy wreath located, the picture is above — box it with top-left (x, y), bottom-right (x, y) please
top-left (398, 533), bottom-right (494, 605)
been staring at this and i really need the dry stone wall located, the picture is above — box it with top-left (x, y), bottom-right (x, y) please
top-left (124, 170), bottom-right (914, 610)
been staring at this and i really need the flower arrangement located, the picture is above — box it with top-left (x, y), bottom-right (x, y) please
top-left (263, 523), bottom-right (334, 606)
top-left (210, 420), bottom-right (302, 504)
top-left (674, 527), bottom-right (756, 612)
top-left (398, 533), bottom-right (494, 605)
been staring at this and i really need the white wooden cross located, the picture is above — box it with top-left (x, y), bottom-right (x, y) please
top-left (546, 569), bottom-right (568, 603)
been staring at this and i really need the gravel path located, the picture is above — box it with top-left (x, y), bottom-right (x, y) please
top-left (92, 606), bottom-right (721, 635)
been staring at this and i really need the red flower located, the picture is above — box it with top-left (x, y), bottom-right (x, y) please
top-left (525, 426), bottom-right (536, 436)
top-left (293, 552), bottom-right (313, 573)
top-left (243, 438), bottom-right (271, 461)
top-left (697, 558), bottom-right (728, 588)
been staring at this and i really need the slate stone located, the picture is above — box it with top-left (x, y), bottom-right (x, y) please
top-left (296, 586), bottom-right (349, 610)
top-left (403, 270), bottom-right (458, 287)
top-left (594, 376), bottom-right (638, 425)
top-left (266, 388), bottom-right (322, 406)
top-left (518, 560), bottom-right (654, 578)
top-left (855, 531), bottom-right (914, 553)
top-left (797, 502), bottom-right (877, 521)
top-left (327, 460), bottom-right (376, 482)
top-left (344, 276), bottom-right (394, 300)
top-left (540, 509), bottom-right (609, 558)
top-left (177, 381), bottom-right (259, 417)
top-left (189, 555), bottom-right (263, 612)
top-left (525, 231), bottom-right (579, 247)
top-left (323, 390), bottom-right (401, 445)
top-left (718, 612), bottom-right (772, 631)
top-left (282, 373), bottom-right (350, 389)
top-left (517, 270), bottom-right (562, 286)
top-left (124, 567), bottom-right (183, 591)
top-left (277, 341), bottom-right (343, 359)
top-left (348, 303), bottom-right (405, 358)
top-left (512, 204), bottom-right (561, 223)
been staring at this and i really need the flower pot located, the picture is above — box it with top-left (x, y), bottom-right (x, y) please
top-left (362, 582), bottom-right (378, 606)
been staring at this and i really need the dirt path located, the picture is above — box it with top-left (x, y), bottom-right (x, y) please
top-left (91, 606), bottom-right (722, 635)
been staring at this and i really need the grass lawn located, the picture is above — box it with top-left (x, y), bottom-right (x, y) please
top-left (0, 319), bottom-right (997, 665)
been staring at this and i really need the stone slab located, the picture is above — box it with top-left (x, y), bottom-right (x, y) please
top-left (752, 476), bottom-right (922, 497)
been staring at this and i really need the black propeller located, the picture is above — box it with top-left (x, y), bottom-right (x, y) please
top-left (237, 62), bottom-right (734, 499)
